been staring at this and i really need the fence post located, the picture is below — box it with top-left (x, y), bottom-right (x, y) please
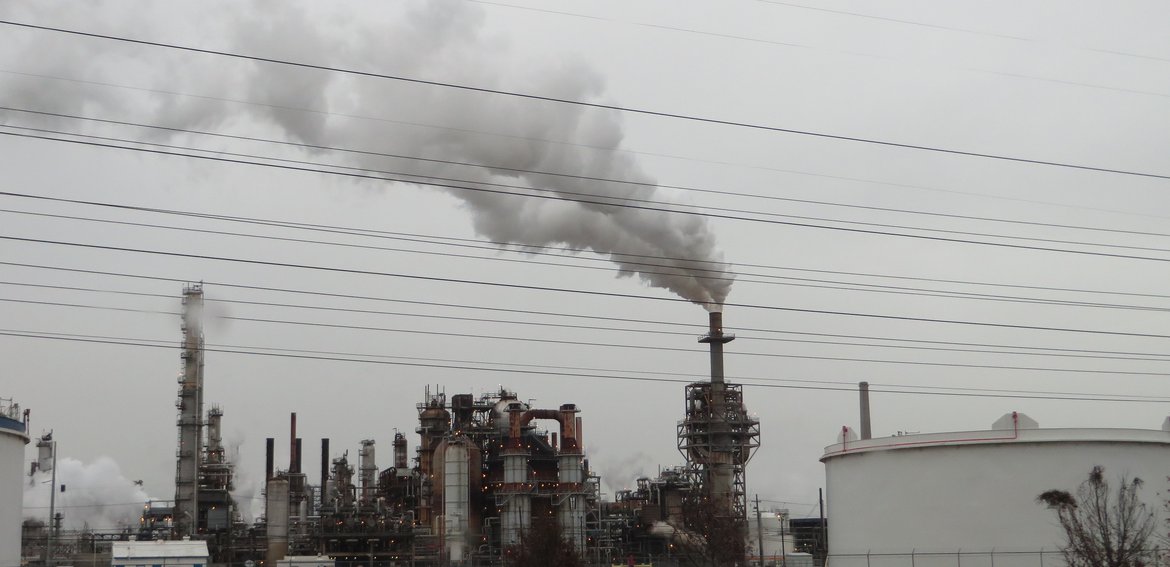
top-left (990, 548), bottom-right (995, 567)
top-left (957, 548), bottom-right (961, 567)
top-left (1039, 547), bottom-right (1043, 567)
top-left (866, 549), bottom-right (871, 567)
top-left (912, 548), bottom-right (916, 567)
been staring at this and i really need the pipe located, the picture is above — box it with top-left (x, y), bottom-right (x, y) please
top-left (859, 381), bottom-right (872, 440)
top-left (510, 407), bottom-right (583, 451)
top-left (265, 438), bottom-right (275, 480)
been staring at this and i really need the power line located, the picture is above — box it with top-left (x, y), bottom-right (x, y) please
top-left (8, 69), bottom-right (1167, 226)
top-left (473, 0), bottom-right (1170, 98)
top-left (3, 328), bottom-right (1168, 403)
top-left (7, 278), bottom-right (1170, 363)
top-left (6, 206), bottom-right (1170, 314)
top-left (7, 106), bottom-right (1170, 242)
top-left (7, 295), bottom-right (1170, 377)
top-left (15, 124), bottom-right (1170, 258)
top-left (755, 0), bottom-right (1170, 64)
top-left (2, 19), bottom-right (1167, 180)
top-left (9, 260), bottom-right (1170, 361)
top-left (6, 233), bottom-right (1170, 340)
top-left (5, 180), bottom-right (1163, 301)
top-left (7, 129), bottom-right (1170, 266)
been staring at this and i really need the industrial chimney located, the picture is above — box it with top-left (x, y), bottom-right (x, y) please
top-left (859, 382), bottom-right (872, 440)
top-left (699, 310), bottom-right (734, 384)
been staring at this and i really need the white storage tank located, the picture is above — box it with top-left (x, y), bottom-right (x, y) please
top-left (822, 413), bottom-right (1170, 567)
top-left (0, 399), bottom-right (29, 567)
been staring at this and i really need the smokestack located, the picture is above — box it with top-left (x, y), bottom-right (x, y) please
top-left (265, 438), bottom-right (274, 480)
top-left (294, 438), bottom-right (303, 474)
top-left (859, 381), bottom-right (872, 440)
top-left (289, 412), bottom-right (297, 473)
top-left (320, 438), bottom-right (330, 505)
top-left (699, 310), bottom-right (734, 384)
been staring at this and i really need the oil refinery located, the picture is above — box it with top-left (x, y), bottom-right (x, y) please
top-left (12, 283), bottom-right (1170, 567)
top-left (8, 286), bottom-right (768, 567)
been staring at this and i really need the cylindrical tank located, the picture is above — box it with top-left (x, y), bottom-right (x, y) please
top-left (0, 400), bottom-right (29, 567)
top-left (501, 450), bottom-right (530, 547)
top-left (822, 413), bottom-right (1170, 567)
top-left (442, 439), bottom-right (472, 562)
top-left (557, 453), bottom-right (586, 551)
top-left (265, 478), bottom-right (290, 564)
top-left (359, 439), bottom-right (376, 504)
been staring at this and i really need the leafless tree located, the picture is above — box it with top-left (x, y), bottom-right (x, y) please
top-left (1037, 466), bottom-right (1159, 567)
top-left (506, 518), bottom-right (584, 567)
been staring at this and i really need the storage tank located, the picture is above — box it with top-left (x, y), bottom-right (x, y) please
top-left (439, 438), bottom-right (477, 563)
top-left (0, 399), bottom-right (29, 567)
top-left (266, 478), bottom-right (290, 564)
top-left (822, 413), bottom-right (1170, 567)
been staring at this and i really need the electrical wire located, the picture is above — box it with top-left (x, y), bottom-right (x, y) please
top-left (7, 296), bottom-right (1170, 377)
top-left (2, 19), bottom-right (1167, 180)
top-left (6, 206), bottom-right (1170, 314)
top-left (6, 233), bottom-right (1170, 340)
top-left (7, 278), bottom-right (1170, 364)
top-left (7, 106), bottom-right (1170, 242)
top-left (8, 260), bottom-right (1170, 360)
top-left (6, 129), bottom-right (1170, 266)
top-left (4, 328), bottom-right (1169, 403)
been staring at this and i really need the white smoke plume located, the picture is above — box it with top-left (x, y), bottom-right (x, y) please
top-left (224, 429), bottom-right (264, 522)
top-left (23, 457), bottom-right (153, 531)
top-left (0, 0), bottom-right (734, 307)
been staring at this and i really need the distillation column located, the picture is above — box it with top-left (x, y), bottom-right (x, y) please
top-left (359, 439), bottom-right (376, 506)
top-left (556, 405), bottom-right (586, 552)
top-left (174, 283), bottom-right (204, 537)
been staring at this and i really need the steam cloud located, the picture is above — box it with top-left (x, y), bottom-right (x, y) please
top-left (0, 0), bottom-right (734, 306)
top-left (24, 457), bottom-right (154, 530)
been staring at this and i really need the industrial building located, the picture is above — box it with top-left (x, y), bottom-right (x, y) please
top-left (1, 398), bottom-right (30, 567)
top-left (111, 538), bottom-right (210, 567)
top-left (822, 411), bottom-right (1170, 567)
top-left (17, 286), bottom-right (764, 566)
top-left (260, 387), bottom-right (596, 565)
top-left (253, 311), bottom-right (760, 565)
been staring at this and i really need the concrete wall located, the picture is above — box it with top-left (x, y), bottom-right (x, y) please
top-left (822, 426), bottom-right (1170, 567)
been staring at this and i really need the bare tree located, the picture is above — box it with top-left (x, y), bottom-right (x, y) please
top-left (1037, 466), bottom-right (1159, 567)
top-left (506, 519), bottom-right (584, 567)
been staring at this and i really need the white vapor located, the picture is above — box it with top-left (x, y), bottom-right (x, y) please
top-left (23, 457), bottom-right (153, 531)
top-left (0, 0), bottom-right (735, 306)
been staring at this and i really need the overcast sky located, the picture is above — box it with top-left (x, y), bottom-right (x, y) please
top-left (3, 0), bottom-right (1170, 528)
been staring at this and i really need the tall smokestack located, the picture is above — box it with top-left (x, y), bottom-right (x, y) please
top-left (859, 381), bottom-right (872, 440)
top-left (320, 438), bottom-right (331, 507)
top-left (289, 413), bottom-right (297, 473)
top-left (265, 438), bottom-right (274, 480)
top-left (699, 310), bottom-right (734, 384)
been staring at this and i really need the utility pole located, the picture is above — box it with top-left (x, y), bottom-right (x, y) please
top-left (819, 488), bottom-right (827, 567)
top-left (754, 495), bottom-right (765, 567)
top-left (778, 508), bottom-right (786, 567)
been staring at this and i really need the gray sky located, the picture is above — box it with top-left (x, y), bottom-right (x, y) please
top-left (3, 0), bottom-right (1170, 527)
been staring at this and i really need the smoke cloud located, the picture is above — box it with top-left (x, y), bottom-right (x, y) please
top-left (23, 457), bottom-right (153, 531)
top-left (0, 0), bottom-right (734, 306)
